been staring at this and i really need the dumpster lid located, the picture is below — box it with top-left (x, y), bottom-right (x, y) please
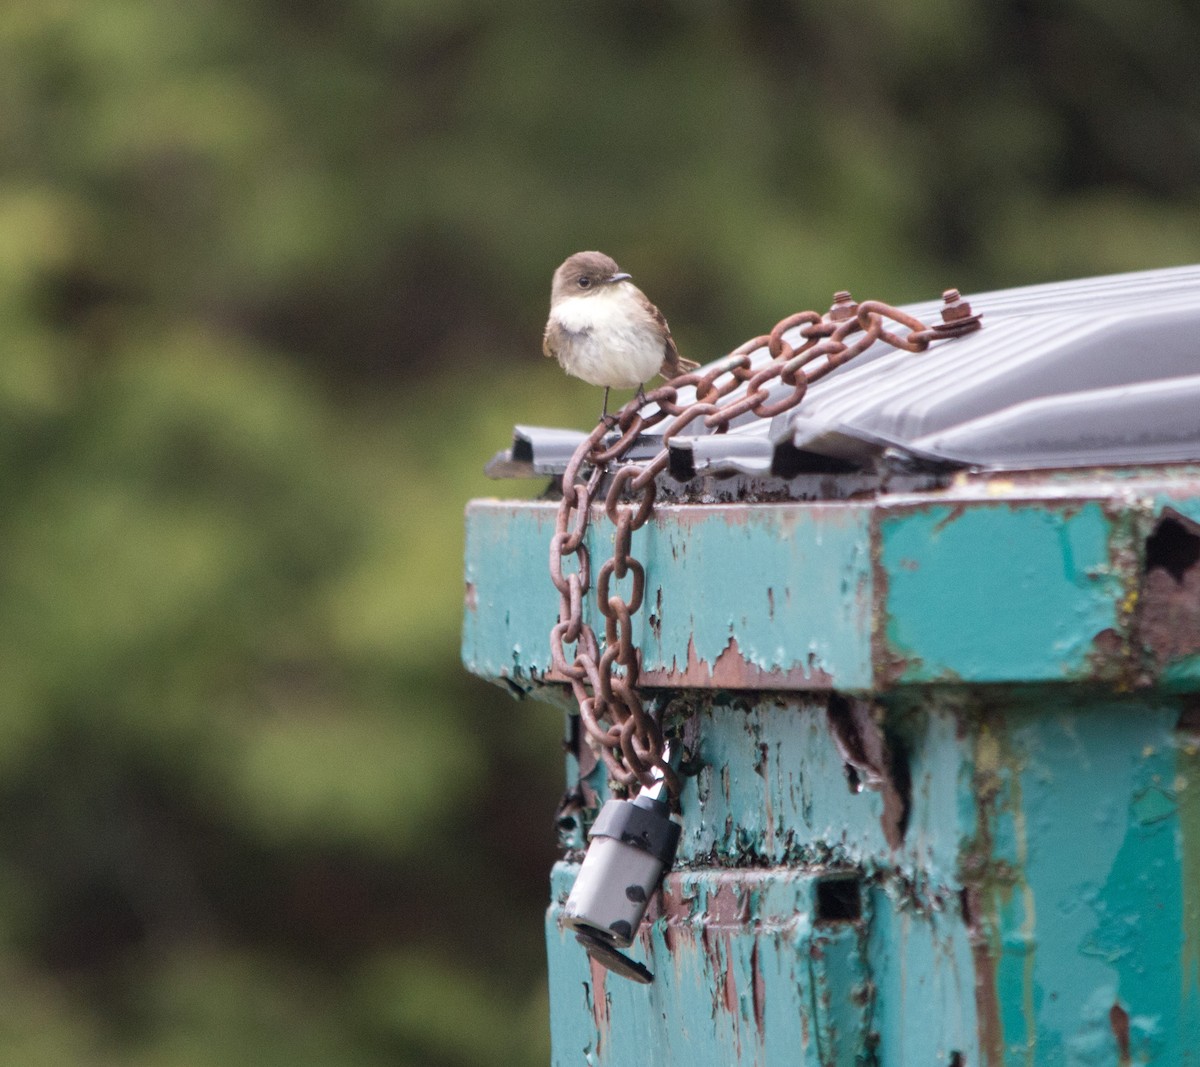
top-left (488, 263), bottom-right (1200, 482)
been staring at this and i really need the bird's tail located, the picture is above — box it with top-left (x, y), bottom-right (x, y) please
top-left (660, 355), bottom-right (700, 379)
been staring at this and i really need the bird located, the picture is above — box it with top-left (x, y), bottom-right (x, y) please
top-left (543, 251), bottom-right (699, 424)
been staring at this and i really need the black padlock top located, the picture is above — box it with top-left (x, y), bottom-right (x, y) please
top-left (588, 797), bottom-right (681, 866)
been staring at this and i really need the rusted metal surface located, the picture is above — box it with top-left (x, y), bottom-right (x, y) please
top-left (636, 636), bottom-right (836, 691)
top-left (1140, 508), bottom-right (1200, 670)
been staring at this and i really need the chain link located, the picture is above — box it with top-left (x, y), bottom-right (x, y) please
top-left (550, 292), bottom-right (981, 795)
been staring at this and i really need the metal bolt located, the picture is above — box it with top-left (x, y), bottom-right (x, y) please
top-left (941, 289), bottom-right (972, 322)
top-left (933, 288), bottom-right (982, 336)
top-left (827, 291), bottom-right (858, 323)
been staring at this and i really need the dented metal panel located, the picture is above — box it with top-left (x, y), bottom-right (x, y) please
top-left (875, 500), bottom-right (1126, 685)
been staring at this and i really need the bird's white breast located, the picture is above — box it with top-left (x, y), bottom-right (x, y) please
top-left (551, 287), bottom-right (663, 389)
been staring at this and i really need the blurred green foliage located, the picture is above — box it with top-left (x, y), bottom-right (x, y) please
top-left (0, 0), bottom-right (1197, 1063)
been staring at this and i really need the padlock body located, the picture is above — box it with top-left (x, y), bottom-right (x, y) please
top-left (562, 795), bottom-right (681, 948)
top-left (563, 835), bottom-right (663, 947)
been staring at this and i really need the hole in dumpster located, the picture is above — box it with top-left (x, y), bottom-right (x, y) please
top-left (771, 440), bottom-right (860, 478)
top-left (667, 447), bottom-right (696, 482)
top-left (815, 876), bottom-right (861, 923)
top-left (1145, 512), bottom-right (1200, 584)
top-left (948, 1053), bottom-right (965, 1067)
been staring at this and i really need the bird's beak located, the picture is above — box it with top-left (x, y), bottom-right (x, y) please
top-left (607, 272), bottom-right (632, 284)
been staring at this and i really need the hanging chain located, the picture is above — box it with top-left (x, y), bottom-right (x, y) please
top-left (549, 290), bottom-right (982, 796)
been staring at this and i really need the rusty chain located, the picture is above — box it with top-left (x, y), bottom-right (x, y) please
top-left (550, 289), bottom-right (981, 796)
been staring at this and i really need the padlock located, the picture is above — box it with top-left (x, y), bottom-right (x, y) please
top-left (562, 757), bottom-right (681, 983)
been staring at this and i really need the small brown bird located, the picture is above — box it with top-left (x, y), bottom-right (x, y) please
top-left (543, 251), bottom-right (698, 422)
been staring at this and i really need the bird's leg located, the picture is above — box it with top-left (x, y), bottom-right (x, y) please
top-left (600, 387), bottom-right (617, 429)
top-left (635, 383), bottom-right (648, 409)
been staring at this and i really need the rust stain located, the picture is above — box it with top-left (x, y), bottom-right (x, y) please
top-left (697, 922), bottom-right (743, 1055)
top-left (662, 923), bottom-right (691, 953)
top-left (660, 874), bottom-right (702, 954)
top-left (750, 940), bottom-right (766, 1035)
top-left (1082, 503), bottom-right (1143, 687)
top-left (1086, 624), bottom-right (1144, 691)
top-left (464, 581), bottom-right (477, 611)
top-left (587, 956), bottom-right (610, 1047)
top-left (661, 873), bottom-right (699, 924)
top-left (1141, 565), bottom-right (1200, 667)
top-left (931, 501), bottom-right (969, 535)
top-left (1091, 627), bottom-right (1123, 659)
top-left (868, 508), bottom-right (909, 689)
top-left (638, 634), bottom-right (835, 690)
top-left (705, 875), bottom-right (750, 927)
top-left (695, 879), bottom-right (750, 1051)
top-left (1109, 1001), bottom-right (1132, 1066)
top-left (962, 712), bottom-right (1013, 1067)
top-left (963, 886), bottom-right (1005, 1067)
top-left (721, 937), bottom-right (739, 1015)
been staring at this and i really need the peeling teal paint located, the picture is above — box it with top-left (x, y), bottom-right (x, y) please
top-left (969, 702), bottom-right (1191, 1065)
top-left (865, 883), bottom-right (977, 1066)
top-left (640, 504), bottom-right (873, 686)
top-left (465, 490), bottom-right (1200, 692)
top-left (672, 699), bottom-right (967, 886)
top-left (548, 863), bottom-right (875, 1066)
top-left (462, 501), bottom-right (564, 686)
top-left (464, 500), bottom-right (874, 690)
top-left (544, 697), bottom-right (1200, 1065)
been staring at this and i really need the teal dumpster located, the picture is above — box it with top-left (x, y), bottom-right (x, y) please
top-left (464, 264), bottom-right (1200, 1065)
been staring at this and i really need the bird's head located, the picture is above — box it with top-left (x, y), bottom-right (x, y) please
top-left (550, 251), bottom-right (631, 305)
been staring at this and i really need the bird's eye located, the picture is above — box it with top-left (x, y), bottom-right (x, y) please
top-left (577, 276), bottom-right (591, 288)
